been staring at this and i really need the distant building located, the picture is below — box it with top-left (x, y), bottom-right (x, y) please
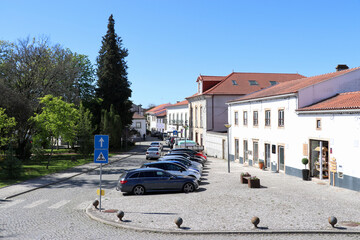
top-left (130, 112), bottom-right (146, 139)
top-left (166, 100), bottom-right (189, 138)
top-left (146, 103), bottom-right (172, 133)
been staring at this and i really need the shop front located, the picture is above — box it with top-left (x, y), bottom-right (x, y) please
top-left (309, 139), bottom-right (329, 180)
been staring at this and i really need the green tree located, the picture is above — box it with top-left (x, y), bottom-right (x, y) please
top-left (96, 14), bottom-right (133, 128)
top-left (0, 107), bottom-right (16, 149)
top-left (31, 95), bottom-right (78, 168)
top-left (77, 103), bottom-right (95, 159)
top-left (101, 105), bottom-right (122, 150)
top-left (0, 37), bottom-right (96, 160)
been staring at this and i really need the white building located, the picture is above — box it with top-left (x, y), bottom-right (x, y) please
top-left (227, 65), bottom-right (360, 191)
top-left (186, 72), bottom-right (303, 158)
top-left (166, 100), bottom-right (189, 138)
top-left (130, 113), bottom-right (146, 139)
top-left (146, 103), bottom-right (171, 133)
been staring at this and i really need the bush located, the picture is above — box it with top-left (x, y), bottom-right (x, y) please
top-left (1, 148), bottom-right (23, 179)
top-left (302, 158), bottom-right (309, 168)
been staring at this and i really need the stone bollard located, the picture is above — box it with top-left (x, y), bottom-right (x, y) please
top-left (117, 210), bottom-right (125, 221)
top-left (93, 200), bottom-right (99, 209)
top-left (251, 216), bottom-right (260, 228)
top-left (328, 216), bottom-right (337, 228)
top-left (175, 217), bottom-right (183, 228)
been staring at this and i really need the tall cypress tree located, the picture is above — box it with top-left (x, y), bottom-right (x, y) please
top-left (96, 14), bottom-right (133, 128)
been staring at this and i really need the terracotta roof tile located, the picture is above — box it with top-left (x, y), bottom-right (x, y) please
top-left (297, 91), bottom-right (360, 111)
top-left (133, 113), bottom-right (145, 119)
top-left (197, 75), bottom-right (226, 82)
top-left (229, 67), bottom-right (360, 103)
top-left (146, 103), bottom-right (172, 114)
top-left (188, 72), bottom-right (304, 99)
top-left (168, 100), bottom-right (189, 107)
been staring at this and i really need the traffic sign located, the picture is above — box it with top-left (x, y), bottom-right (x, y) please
top-left (94, 149), bottom-right (109, 163)
top-left (94, 135), bottom-right (109, 149)
top-left (173, 130), bottom-right (178, 136)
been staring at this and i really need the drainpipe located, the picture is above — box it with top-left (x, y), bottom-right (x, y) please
top-left (212, 95), bottom-right (214, 130)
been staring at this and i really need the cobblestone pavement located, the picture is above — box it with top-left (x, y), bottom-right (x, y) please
top-left (1, 138), bottom-right (360, 239)
top-left (87, 144), bottom-right (360, 235)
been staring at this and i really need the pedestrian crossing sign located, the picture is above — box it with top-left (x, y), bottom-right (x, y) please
top-left (94, 149), bottom-right (108, 163)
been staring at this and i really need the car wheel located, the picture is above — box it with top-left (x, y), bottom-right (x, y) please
top-left (183, 183), bottom-right (194, 193)
top-left (133, 185), bottom-right (145, 195)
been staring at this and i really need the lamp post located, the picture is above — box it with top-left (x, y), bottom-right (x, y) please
top-left (224, 123), bottom-right (232, 173)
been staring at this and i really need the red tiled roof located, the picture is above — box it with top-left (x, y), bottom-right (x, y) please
top-left (188, 72), bottom-right (304, 99)
top-left (196, 75), bottom-right (226, 82)
top-left (146, 103), bottom-right (171, 114)
top-left (297, 91), bottom-right (360, 111)
top-left (133, 113), bottom-right (145, 119)
top-left (168, 100), bottom-right (188, 107)
top-left (156, 111), bottom-right (167, 117)
top-left (229, 67), bottom-right (360, 103)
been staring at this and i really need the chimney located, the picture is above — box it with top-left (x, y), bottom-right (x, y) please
top-left (336, 64), bottom-right (349, 72)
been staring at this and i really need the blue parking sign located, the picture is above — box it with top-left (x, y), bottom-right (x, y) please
top-left (94, 149), bottom-right (108, 163)
top-left (94, 135), bottom-right (109, 149)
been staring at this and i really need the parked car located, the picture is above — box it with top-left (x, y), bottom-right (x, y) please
top-left (146, 147), bottom-right (161, 160)
top-left (116, 168), bottom-right (198, 195)
top-left (150, 141), bottom-right (163, 150)
top-left (160, 155), bottom-right (203, 174)
top-left (170, 148), bottom-right (207, 161)
top-left (141, 161), bottom-right (201, 182)
top-left (166, 152), bottom-right (206, 166)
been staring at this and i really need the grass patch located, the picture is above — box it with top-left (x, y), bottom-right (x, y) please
top-left (0, 153), bottom-right (93, 188)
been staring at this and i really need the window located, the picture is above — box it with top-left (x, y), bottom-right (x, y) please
top-left (235, 138), bottom-right (239, 159)
top-left (232, 80), bottom-right (238, 85)
top-left (249, 80), bottom-right (259, 86)
top-left (243, 111), bottom-right (248, 125)
top-left (136, 122), bottom-right (141, 128)
top-left (200, 106), bottom-right (203, 127)
top-left (265, 110), bottom-right (271, 126)
top-left (270, 81), bottom-right (277, 86)
top-left (168, 114), bottom-right (171, 125)
top-left (195, 107), bottom-right (198, 127)
top-left (253, 111), bottom-right (258, 126)
top-left (316, 118), bottom-right (321, 130)
top-left (234, 111), bottom-right (239, 125)
top-left (278, 109), bottom-right (284, 127)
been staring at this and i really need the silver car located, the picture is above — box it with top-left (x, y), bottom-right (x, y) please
top-left (146, 147), bottom-right (161, 160)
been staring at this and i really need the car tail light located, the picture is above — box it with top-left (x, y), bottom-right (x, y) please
top-left (146, 152), bottom-right (149, 154)
top-left (156, 152), bottom-right (159, 155)
top-left (120, 180), bottom-right (128, 184)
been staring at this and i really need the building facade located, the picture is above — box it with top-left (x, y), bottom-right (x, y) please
top-left (166, 100), bottom-right (189, 138)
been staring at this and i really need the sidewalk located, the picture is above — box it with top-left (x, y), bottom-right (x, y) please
top-left (86, 156), bottom-right (360, 234)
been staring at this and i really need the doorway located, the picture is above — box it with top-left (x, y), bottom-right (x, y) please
top-left (235, 138), bottom-right (239, 160)
top-left (278, 145), bottom-right (285, 172)
top-left (243, 140), bottom-right (248, 164)
top-left (309, 140), bottom-right (329, 179)
top-left (265, 143), bottom-right (271, 169)
top-left (222, 139), bottom-right (225, 159)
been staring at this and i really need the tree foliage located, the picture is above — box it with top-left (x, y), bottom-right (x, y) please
top-left (0, 37), bottom-right (96, 160)
top-left (31, 95), bottom-right (78, 168)
top-left (101, 105), bottom-right (122, 150)
top-left (77, 103), bottom-right (95, 159)
top-left (0, 108), bottom-right (16, 148)
top-left (96, 15), bottom-right (133, 128)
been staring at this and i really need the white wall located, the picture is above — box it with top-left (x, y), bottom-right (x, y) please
top-left (166, 105), bottom-right (189, 137)
top-left (131, 119), bottom-right (146, 137)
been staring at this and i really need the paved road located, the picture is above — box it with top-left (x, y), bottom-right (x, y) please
top-left (1, 139), bottom-right (359, 239)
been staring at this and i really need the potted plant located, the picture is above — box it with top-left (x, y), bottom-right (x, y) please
top-left (301, 157), bottom-right (310, 180)
top-left (258, 160), bottom-right (264, 170)
top-left (248, 176), bottom-right (260, 188)
top-left (240, 172), bottom-right (251, 184)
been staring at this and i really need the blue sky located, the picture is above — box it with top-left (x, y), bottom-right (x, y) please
top-left (2, 0), bottom-right (360, 108)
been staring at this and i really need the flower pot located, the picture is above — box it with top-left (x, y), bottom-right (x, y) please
top-left (248, 178), bottom-right (260, 188)
top-left (259, 162), bottom-right (264, 170)
top-left (240, 174), bottom-right (251, 184)
top-left (302, 169), bottom-right (310, 181)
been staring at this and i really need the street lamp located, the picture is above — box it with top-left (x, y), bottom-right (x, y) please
top-left (224, 123), bottom-right (232, 173)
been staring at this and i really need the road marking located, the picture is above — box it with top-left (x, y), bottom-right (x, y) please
top-left (24, 199), bottom-right (48, 208)
top-left (48, 200), bottom-right (71, 209)
top-left (0, 199), bottom-right (25, 209)
top-left (75, 201), bottom-right (92, 210)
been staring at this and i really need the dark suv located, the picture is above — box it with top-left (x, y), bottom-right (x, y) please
top-left (116, 168), bottom-right (198, 195)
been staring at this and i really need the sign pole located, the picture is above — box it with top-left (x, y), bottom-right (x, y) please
top-left (99, 163), bottom-right (102, 211)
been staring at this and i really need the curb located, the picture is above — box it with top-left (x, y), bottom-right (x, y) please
top-left (85, 206), bottom-right (360, 235)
